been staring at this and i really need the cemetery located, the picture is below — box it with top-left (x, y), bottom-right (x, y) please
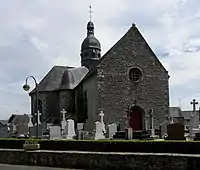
top-left (0, 15), bottom-right (200, 169)
top-left (1, 101), bottom-right (200, 169)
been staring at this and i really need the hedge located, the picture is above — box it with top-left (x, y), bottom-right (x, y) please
top-left (1, 138), bottom-right (200, 154)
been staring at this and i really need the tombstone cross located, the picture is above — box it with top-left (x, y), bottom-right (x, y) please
top-left (28, 114), bottom-right (33, 122)
top-left (36, 111), bottom-right (41, 125)
top-left (99, 111), bottom-right (104, 122)
top-left (61, 109), bottom-right (67, 121)
top-left (28, 114), bottom-right (33, 127)
top-left (99, 111), bottom-right (106, 133)
top-left (12, 124), bottom-right (17, 132)
top-left (191, 99), bottom-right (198, 114)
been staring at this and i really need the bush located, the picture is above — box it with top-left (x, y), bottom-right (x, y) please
top-left (1, 138), bottom-right (200, 154)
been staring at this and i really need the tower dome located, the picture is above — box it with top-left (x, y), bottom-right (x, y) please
top-left (81, 21), bottom-right (101, 51)
top-left (80, 21), bottom-right (101, 69)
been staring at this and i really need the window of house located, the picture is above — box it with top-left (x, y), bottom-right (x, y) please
top-left (129, 67), bottom-right (143, 83)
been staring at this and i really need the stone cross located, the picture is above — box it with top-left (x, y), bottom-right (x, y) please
top-left (191, 99), bottom-right (198, 114)
top-left (12, 124), bottom-right (17, 132)
top-left (99, 111), bottom-right (106, 133)
top-left (123, 114), bottom-right (130, 128)
top-left (99, 111), bottom-right (104, 122)
top-left (124, 109), bottom-right (131, 128)
top-left (35, 111), bottom-right (41, 125)
top-left (61, 109), bottom-right (67, 130)
top-left (149, 109), bottom-right (155, 137)
top-left (61, 109), bottom-right (67, 121)
top-left (28, 114), bottom-right (33, 127)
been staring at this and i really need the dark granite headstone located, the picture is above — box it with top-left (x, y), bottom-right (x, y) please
top-left (194, 132), bottom-right (200, 141)
top-left (165, 123), bottom-right (185, 140)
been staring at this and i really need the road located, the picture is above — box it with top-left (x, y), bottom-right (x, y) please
top-left (0, 164), bottom-right (83, 170)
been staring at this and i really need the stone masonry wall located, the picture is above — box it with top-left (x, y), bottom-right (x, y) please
top-left (82, 75), bottom-right (98, 131)
top-left (96, 25), bottom-right (169, 129)
top-left (31, 92), bottom-right (60, 124)
top-left (1, 149), bottom-right (200, 170)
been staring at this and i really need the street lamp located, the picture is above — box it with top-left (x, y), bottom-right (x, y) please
top-left (23, 76), bottom-right (39, 139)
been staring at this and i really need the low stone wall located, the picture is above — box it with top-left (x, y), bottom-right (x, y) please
top-left (0, 149), bottom-right (200, 170)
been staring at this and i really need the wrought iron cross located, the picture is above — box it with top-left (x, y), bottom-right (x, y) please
top-left (89, 5), bottom-right (93, 21)
top-left (191, 99), bottom-right (198, 114)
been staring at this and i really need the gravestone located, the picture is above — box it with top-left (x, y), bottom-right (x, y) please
top-left (190, 99), bottom-right (199, 137)
top-left (77, 123), bottom-right (84, 140)
top-left (49, 126), bottom-right (61, 140)
top-left (160, 120), bottom-right (168, 138)
top-left (28, 114), bottom-right (33, 128)
top-left (61, 109), bottom-right (67, 130)
top-left (35, 111), bottom-right (41, 125)
top-left (95, 121), bottom-right (105, 140)
top-left (108, 123), bottom-right (117, 139)
top-left (165, 123), bottom-right (185, 140)
top-left (46, 123), bottom-right (53, 130)
top-left (29, 123), bottom-right (46, 137)
top-left (99, 111), bottom-right (106, 133)
top-left (66, 119), bottom-right (75, 139)
top-left (0, 126), bottom-right (8, 138)
top-left (12, 124), bottom-right (17, 132)
top-left (125, 128), bottom-right (133, 140)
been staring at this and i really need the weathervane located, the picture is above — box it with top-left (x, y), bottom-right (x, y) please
top-left (89, 5), bottom-right (93, 21)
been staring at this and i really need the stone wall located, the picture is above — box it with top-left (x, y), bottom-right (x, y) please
top-left (96, 25), bottom-right (169, 129)
top-left (1, 149), bottom-right (200, 170)
top-left (82, 75), bottom-right (98, 131)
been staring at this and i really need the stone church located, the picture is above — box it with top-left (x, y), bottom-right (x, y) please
top-left (29, 20), bottom-right (169, 131)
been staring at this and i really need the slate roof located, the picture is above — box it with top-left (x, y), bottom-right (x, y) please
top-left (8, 114), bottom-right (29, 124)
top-left (60, 67), bottom-right (89, 90)
top-left (80, 23), bottom-right (169, 83)
top-left (90, 23), bottom-right (168, 73)
top-left (30, 24), bottom-right (169, 94)
top-left (30, 66), bottom-right (89, 94)
top-left (0, 120), bottom-right (8, 125)
top-left (169, 107), bottom-right (183, 118)
top-left (181, 110), bottom-right (199, 120)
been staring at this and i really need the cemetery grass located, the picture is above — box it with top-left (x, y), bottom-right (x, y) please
top-left (1, 138), bottom-right (200, 154)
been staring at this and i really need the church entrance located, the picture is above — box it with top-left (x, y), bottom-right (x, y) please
top-left (129, 106), bottom-right (144, 131)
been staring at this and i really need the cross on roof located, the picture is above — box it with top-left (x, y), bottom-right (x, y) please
top-left (191, 99), bottom-right (198, 113)
top-left (89, 5), bottom-right (94, 21)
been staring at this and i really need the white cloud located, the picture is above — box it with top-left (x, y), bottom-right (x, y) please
top-left (0, 0), bottom-right (200, 119)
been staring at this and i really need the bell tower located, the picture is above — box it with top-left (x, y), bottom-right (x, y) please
top-left (80, 6), bottom-right (101, 69)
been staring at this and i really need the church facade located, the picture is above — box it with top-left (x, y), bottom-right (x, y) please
top-left (29, 20), bottom-right (169, 131)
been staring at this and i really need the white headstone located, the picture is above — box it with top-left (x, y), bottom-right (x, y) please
top-left (61, 109), bottom-right (67, 130)
top-left (77, 123), bottom-right (84, 140)
top-left (28, 114), bottom-right (33, 128)
top-left (49, 126), bottom-right (61, 140)
top-left (99, 111), bottom-right (106, 133)
top-left (66, 119), bottom-right (75, 139)
top-left (77, 123), bottom-right (84, 131)
top-left (108, 123), bottom-right (117, 139)
top-left (95, 121), bottom-right (105, 140)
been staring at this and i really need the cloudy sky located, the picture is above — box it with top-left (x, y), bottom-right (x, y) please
top-left (0, 0), bottom-right (200, 119)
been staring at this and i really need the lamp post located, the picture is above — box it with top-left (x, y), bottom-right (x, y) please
top-left (23, 76), bottom-right (39, 139)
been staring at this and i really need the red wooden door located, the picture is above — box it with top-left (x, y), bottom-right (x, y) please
top-left (129, 108), bottom-right (142, 131)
